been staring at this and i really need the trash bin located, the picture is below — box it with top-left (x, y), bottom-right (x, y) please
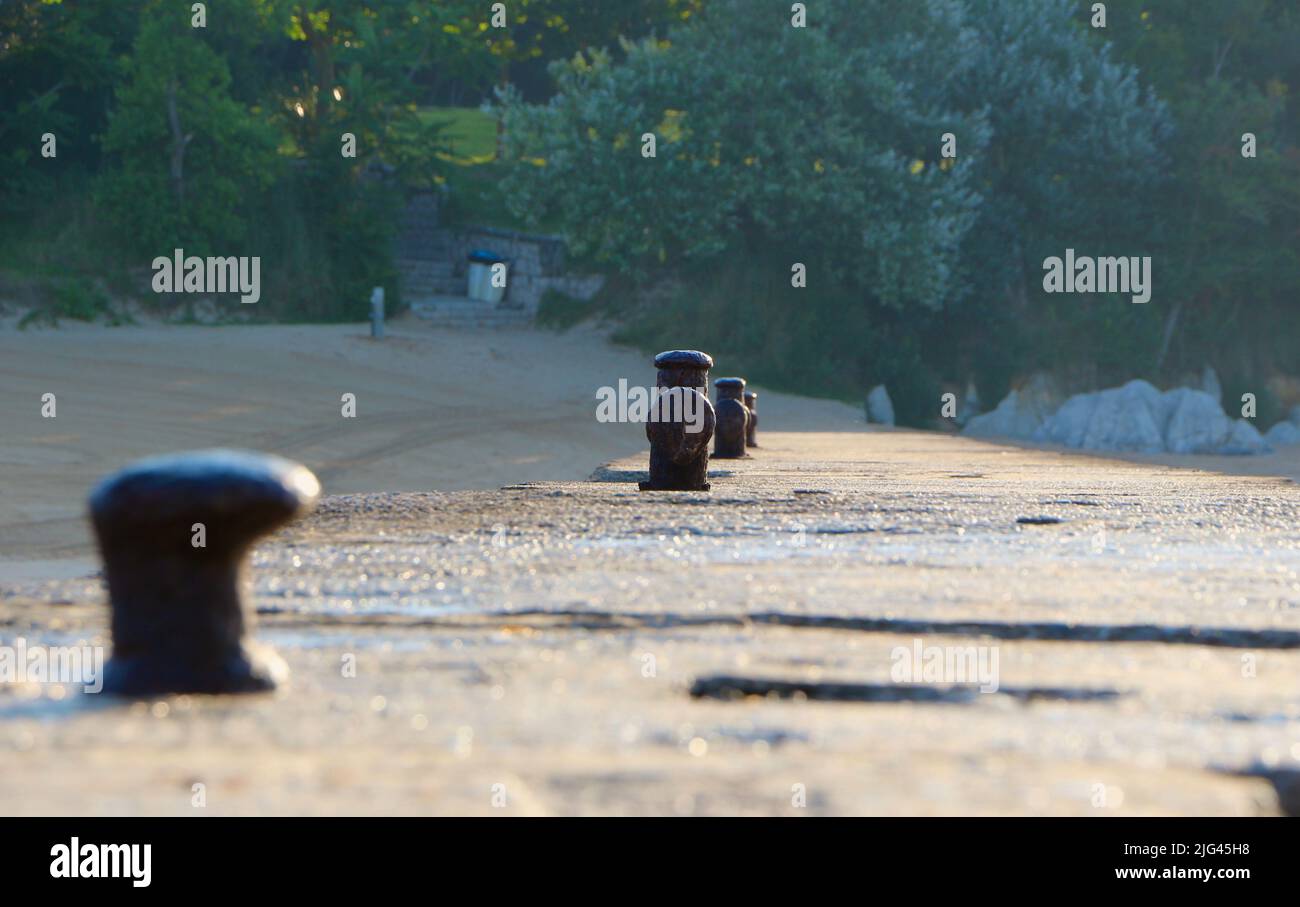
top-left (466, 249), bottom-right (508, 304)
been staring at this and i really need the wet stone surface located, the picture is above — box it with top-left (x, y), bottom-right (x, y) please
top-left (2, 430), bottom-right (1299, 815)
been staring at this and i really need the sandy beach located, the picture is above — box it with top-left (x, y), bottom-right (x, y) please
top-left (0, 317), bottom-right (861, 578)
top-left (4, 320), bottom-right (1298, 576)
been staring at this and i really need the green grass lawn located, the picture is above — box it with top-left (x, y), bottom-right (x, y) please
top-left (419, 105), bottom-right (499, 164)
top-left (420, 106), bottom-right (564, 236)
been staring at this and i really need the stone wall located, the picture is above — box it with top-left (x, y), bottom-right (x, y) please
top-left (452, 227), bottom-right (566, 277)
top-left (396, 191), bottom-right (444, 260)
top-left (394, 195), bottom-right (605, 313)
top-left (450, 226), bottom-right (603, 312)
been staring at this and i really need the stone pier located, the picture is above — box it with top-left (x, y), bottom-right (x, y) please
top-left (1, 431), bottom-right (1297, 815)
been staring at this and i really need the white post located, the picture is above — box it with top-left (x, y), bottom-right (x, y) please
top-left (370, 287), bottom-right (385, 339)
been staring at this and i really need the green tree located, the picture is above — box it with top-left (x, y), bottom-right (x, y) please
top-left (433, 0), bottom-right (703, 102)
top-left (500, 0), bottom-right (985, 306)
top-left (1098, 0), bottom-right (1300, 390)
top-left (240, 2), bottom-right (462, 317)
top-left (96, 2), bottom-right (279, 258)
top-left (0, 0), bottom-right (139, 210)
top-left (941, 0), bottom-right (1173, 397)
top-left (497, 0), bottom-right (1171, 419)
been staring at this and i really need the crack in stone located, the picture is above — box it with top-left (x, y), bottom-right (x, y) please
top-left (688, 674), bottom-right (1123, 704)
top-left (254, 607), bottom-right (1300, 649)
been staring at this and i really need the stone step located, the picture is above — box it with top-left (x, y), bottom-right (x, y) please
top-left (408, 296), bottom-right (531, 328)
top-left (396, 257), bottom-right (463, 297)
top-left (395, 247), bottom-right (456, 264)
top-left (399, 270), bottom-right (458, 285)
top-left (397, 259), bottom-right (455, 273)
top-left (402, 277), bottom-right (467, 297)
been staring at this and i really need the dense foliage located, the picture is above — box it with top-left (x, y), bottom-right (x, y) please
top-left (499, 0), bottom-right (1297, 421)
top-left (0, 0), bottom-right (694, 318)
top-left (1, 0), bottom-right (1295, 418)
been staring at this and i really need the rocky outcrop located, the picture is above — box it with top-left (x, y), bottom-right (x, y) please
top-left (963, 374), bottom-right (1062, 440)
top-left (967, 378), bottom-right (1272, 456)
top-left (1265, 422), bottom-right (1300, 446)
top-left (1037, 380), bottom-right (1165, 452)
top-left (1161, 387), bottom-right (1240, 454)
top-left (1264, 408), bottom-right (1300, 447)
top-left (1219, 417), bottom-right (1270, 455)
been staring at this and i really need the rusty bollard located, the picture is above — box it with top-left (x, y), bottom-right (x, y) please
top-left (713, 377), bottom-right (749, 459)
top-left (639, 350), bottom-right (716, 491)
top-left (744, 390), bottom-right (759, 447)
top-left (89, 449), bottom-right (320, 695)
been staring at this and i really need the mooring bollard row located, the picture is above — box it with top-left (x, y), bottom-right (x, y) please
top-left (639, 349), bottom-right (716, 491)
top-left (713, 377), bottom-right (749, 459)
top-left (744, 390), bottom-right (759, 447)
top-left (89, 449), bottom-right (320, 696)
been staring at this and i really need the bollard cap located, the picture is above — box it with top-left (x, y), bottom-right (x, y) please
top-left (654, 350), bottom-right (713, 369)
top-left (715, 377), bottom-right (746, 389)
top-left (90, 449), bottom-right (320, 537)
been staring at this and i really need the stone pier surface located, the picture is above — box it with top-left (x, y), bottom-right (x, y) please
top-left (2, 430), bottom-right (1298, 815)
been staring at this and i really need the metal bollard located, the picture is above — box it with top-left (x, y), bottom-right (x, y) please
top-left (89, 449), bottom-right (320, 695)
top-left (638, 350), bottom-right (715, 491)
top-left (712, 377), bottom-right (748, 459)
top-left (744, 390), bottom-right (758, 447)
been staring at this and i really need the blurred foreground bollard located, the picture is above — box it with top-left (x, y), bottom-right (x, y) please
top-left (90, 450), bottom-right (320, 695)
top-left (713, 377), bottom-right (748, 459)
top-left (639, 350), bottom-right (715, 491)
top-left (744, 390), bottom-right (759, 447)
top-left (370, 287), bottom-right (385, 339)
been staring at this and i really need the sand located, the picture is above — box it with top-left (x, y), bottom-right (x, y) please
top-left (4, 319), bottom-right (1297, 564)
top-left (0, 317), bottom-right (859, 576)
top-left (2, 315), bottom-right (1297, 571)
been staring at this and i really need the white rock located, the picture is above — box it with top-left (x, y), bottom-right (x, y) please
top-left (974, 377), bottom-right (1271, 456)
top-left (963, 374), bottom-right (1059, 440)
top-left (1219, 419), bottom-right (1270, 455)
top-left (1036, 380), bottom-right (1164, 452)
top-left (866, 385), bottom-right (895, 426)
top-left (1088, 381), bottom-right (1165, 452)
top-left (965, 390), bottom-right (1030, 438)
top-left (1033, 393), bottom-right (1098, 448)
top-left (1264, 420), bottom-right (1300, 447)
top-left (1162, 388), bottom-right (1235, 454)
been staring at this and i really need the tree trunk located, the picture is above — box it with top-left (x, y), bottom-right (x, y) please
top-left (496, 63), bottom-right (509, 160)
top-left (166, 80), bottom-right (192, 210)
top-left (1155, 300), bottom-right (1183, 371)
